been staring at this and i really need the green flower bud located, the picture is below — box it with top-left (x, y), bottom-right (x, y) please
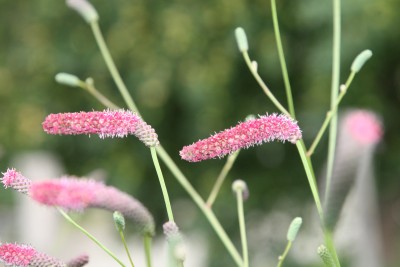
top-left (235, 27), bottom-right (249, 53)
top-left (351, 49), bottom-right (373, 73)
top-left (55, 73), bottom-right (81, 87)
top-left (287, 217), bottom-right (302, 242)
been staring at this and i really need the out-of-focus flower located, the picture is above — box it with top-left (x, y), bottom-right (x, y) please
top-left (42, 109), bottom-right (159, 147)
top-left (180, 113), bottom-right (301, 162)
top-left (0, 243), bottom-right (68, 267)
top-left (324, 109), bottom-right (383, 230)
top-left (66, 254), bottom-right (89, 267)
top-left (1, 168), bottom-right (31, 195)
top-left (1, 169), bottom-right (155, 236)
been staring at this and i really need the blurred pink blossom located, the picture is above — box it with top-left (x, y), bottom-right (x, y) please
top-left (180, 113), bottom-right (301, 162)
top-left (42, 109), bottom-right (159, 147)
top-left (344, 110), bottom-right (383, 145)
top-left (1, 169), bottom-right (155, 236)
top-left (0, 243), bottom-right (70, 267)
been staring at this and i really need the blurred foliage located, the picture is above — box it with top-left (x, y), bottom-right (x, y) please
top-left (1, 0), bottom-right (400, 266)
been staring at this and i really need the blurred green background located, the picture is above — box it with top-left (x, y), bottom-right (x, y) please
top-left (0, 0), bottom-right (399, 266)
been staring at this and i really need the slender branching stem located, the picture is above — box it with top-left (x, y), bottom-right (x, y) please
top-left (271, 0), bottom-right (296, 118)
top-left (235, 189), bottom-right (249, 267)
top-left (150, 147), bottom-right (174, 222)
top-left (276, 241), bottom-right (292, 267)
top-left (242, 52), bottom-right (290, 116)
top-left (118, 230), bottom-right (135, 267)
top-left (83, 80), bottom-right (120, 109)
top-left (206, 151), bottom-right (240, 207)
top-left (307, 71), bottom-right (355, 156)
top-left (90, 21), bottom-right (139, 113)
top-left (57, 208), bottom-right (127, 267)
top-left (155, 146), bottom-right (244, 266)
top-left (325, 0), bottom-right (342, 223)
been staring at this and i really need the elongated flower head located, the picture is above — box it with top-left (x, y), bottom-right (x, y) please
top-left (180, 113), bottom-right (301, 162)
top-left (0, 243), bottom-right (67, 267)
top-left (1, 168), bottom-right (31, 194)
top-left (42, 109), bottom-right (159, 146)
top-left (30, 177), bottom-right (155, 236)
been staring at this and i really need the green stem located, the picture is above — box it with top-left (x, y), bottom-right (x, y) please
top-left (156, 146), bottom-right (244, 266)
top-left (325, 0), bottom-right (342, 224)
top-left (206, 151), bottom-right (240, 207)
top-left (118, 230), bottom-right (135, 267)
top-left (90, 21), bottom-right (139, 113)
top-left (83, 80), bottom-right (120, 109)
top-left (276, 241), bottom-right (292, 267)
top-left (242, 52), bottom-right (290, 116)
top-left (307, 71), bottom-right (355, 157)
top-left (270, 0), bottom-right (296, 118)
top-left (150, 147), bottom-right (174, 222)
top-left (236, 189), bottom-right (249, 267)
top-left (295, 141), bottom-right (323, 217)
top-left (143, 235), bottom-right (153, 267)
top-left (57, 208), bottom-right (127, 267)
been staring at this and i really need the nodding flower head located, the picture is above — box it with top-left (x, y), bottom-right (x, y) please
top-left (42, 109), bottom-right (159, 147)
top-left (30, 177), bottom-right (155, 236)
top-left (1, 168), bottom-right (31, 194)
top-left (344, 110), bottom-right (383, 145)
top-left (180, 113), bottom-right (301, 162)
top-left (0, 243), bottom-right (68, 267)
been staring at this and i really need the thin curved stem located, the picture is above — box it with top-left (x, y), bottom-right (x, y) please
top-left (206, 151), bottom-right (240, 207)
top-left (276, 241), bottom-right (292, 267)
top-left (242, 52), bottom-right (290, 116)
top-left (57, 208), bottom-right (127, 267)
top-left (307, 71), bottom-right (356, 157)
top-left (90, 21), bottom-right (139, 113)
top-left (271, 0), bottom-right (295, 118)
top-left (236, 189), bottom-right (249, 267)
top-left (150, 147), bottom-right (174, 222)
top-left (83, 80), bottom-right (120, 109)
top-left (118, 230), bottom-right (135, 267)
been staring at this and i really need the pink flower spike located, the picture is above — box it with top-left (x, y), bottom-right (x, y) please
top-left (344, 110), bottom-right (383, 145)
top-left (180, 113), bottom-right (302, 162)
top-left (1, 168), bottom-right (32, 194)
top-left (42, 109), bottom-right (159, 147)
top-left (0, 243), bottom-right (36, 266)
top-left (30, 178), bottom-right (155, 236)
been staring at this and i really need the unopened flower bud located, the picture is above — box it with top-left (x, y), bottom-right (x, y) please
top-left (287, 217), bottom-right (302, 242)
top-left (351, 49), bottom-right (372, 73)
top-left (55, 73), bottom-right (82, 87)
top-left (235, 27), bottom-right (249, 52)
top-left (232, 179), bottom-right (249, 200)
top-left (113, 211), bottom-right (126, 231)
top-left (317, 245), bottom-right (335, 267)
top-left (251, 60), bottom-right (258, 72)
top-left (66, 0), bottom-right (99, 24)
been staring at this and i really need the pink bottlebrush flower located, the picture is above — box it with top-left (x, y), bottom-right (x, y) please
top-left (42, 109), bottom-right (159, 147)
top-left (180, 113), bottom-right (302, 162)
top-left (344, 110), bottom-right (383, 145)
top-left (30, 178), bottom-right (155, 235)
top-left (0, 243), bottom-right (66, 267)
top-left (1, 168), bottom-right (31, 194)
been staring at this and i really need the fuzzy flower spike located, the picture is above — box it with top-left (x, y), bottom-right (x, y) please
top-left (1, 169), bottom-right (155, 236)
top-left (0, 242), bottom-right (87, 267)
top-left (42, 109), bottom-right (159, 147)
top-left (180, 113), bottom-right (302, 162)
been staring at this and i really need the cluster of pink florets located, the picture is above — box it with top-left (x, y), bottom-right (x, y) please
top-left (180, 113), bottom-right (302, 162)
top-left (42, 109), bottom-right (159, 147)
